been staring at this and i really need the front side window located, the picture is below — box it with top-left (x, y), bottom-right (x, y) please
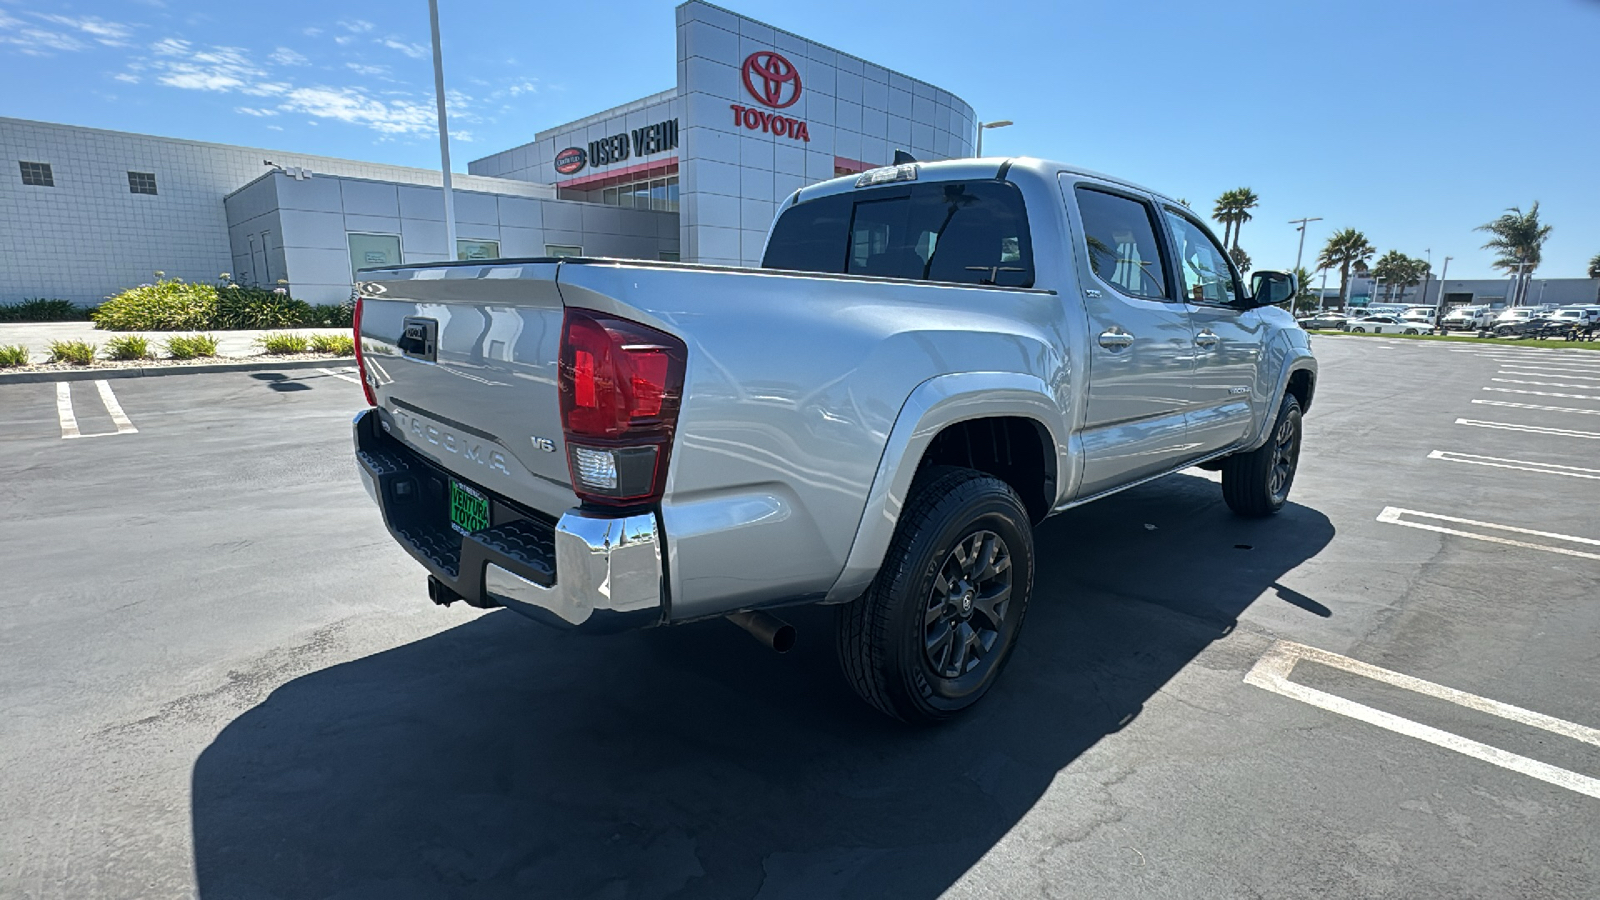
top-left (20, 161), bottom-right (53, 187)
top-left (1074, 187), bottom-right (1168, 300)
top-left (128, 171), bottom-right (158, 195)
top-left (762, 179), bottom-right (1034, 288)
top-left (1163, 211), bottom-right (1238, 305)
top-left (545, 244), bottom-right (582, 258)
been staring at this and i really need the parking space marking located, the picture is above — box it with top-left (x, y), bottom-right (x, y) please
top-left (319, 366), bottom-right (361, 385)
top-left (54, 382), bottom-right (80, 439)
top-left (1500, 369), bottom-right (1600, 381)
top-left (95, 380), bottom-right (138, 435)
top-left (1428, 449), bottom-right (1600, 480)
top-left (1491, 378), bottom-right (1600, 389)
top-left (1377, 507), bottom-right (1600, 559)
top-left (1484, 387), bottom-right (1600, 401)
top-left (1473, 399), bottom-right (1600, 416)
top-left (1245, 640), bottom-right (1600, 800)
top-left (1455, 418), bottom-right (1600, 440)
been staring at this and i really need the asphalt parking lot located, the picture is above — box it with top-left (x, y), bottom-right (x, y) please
top-left (2, 340), bottom-right (1598, 899)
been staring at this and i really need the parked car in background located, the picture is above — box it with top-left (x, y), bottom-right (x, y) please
top-left (1343, 315), bottom-right (1429, 334)
top-left (1494, 308), bottom-right (1539, 329)
top-left (1402, 307), bottom-right (1438, 325)
top-left (1441, 306), bottom-right (1494, 331)
top-left (1298, 311), bottom-right (1356, 329)
top-left (1557, 305), bottom-right (1600, 327)
top-left (1494, 313), bottom-right (1573, 338)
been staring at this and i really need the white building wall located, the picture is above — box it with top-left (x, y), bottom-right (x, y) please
top-left (674, 1), bottom-right (976, 267)
top-left (0, 117), bottom-right (554, 304)
top-left (225, 172), bottom-right (678, 304)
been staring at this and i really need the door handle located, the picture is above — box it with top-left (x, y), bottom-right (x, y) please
top-left (1098, 330), bottom-right (1135, 349)
top-left (1195, 330), bottom-right (1220, 348)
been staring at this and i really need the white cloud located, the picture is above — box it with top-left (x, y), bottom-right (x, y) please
top-left (266, 124), bottom-right (283, 131)
top-left (449, 130), bottom-right (472, 142)
top-left (113, 72), bottom-right (141, 83)
top-left (302, 27), bottom-right (322, 37)
top-left (338, 19), bottom-right (374, 33)
top-left (345, 61), bottom-right (390, 77)
top-left (279, 85), bottom-right (436, 135)
top-left (269, 47), bottom-right (309, 66)
top-left (235, 106), bottom-right (279, 117)
top-left (380, 37), bottom-right (428, 59)
top-left (35, 13), bottom-right (135, 46)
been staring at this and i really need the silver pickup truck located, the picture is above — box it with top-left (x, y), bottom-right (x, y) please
top-left (352, 157), bottom-right (1317, 722)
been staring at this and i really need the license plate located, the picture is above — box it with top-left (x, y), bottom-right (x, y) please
top-left (449, 479), bottom-right (490, 536)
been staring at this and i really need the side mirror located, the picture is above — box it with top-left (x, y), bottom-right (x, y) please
top-left (1249, 270), bottom-right (1296, 308)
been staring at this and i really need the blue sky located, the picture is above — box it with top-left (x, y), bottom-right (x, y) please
top-left (3, 0), bottom-right (1598, 281)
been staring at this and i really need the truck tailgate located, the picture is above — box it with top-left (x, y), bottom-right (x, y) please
top-left (357, 261), bottom-right (577, 517)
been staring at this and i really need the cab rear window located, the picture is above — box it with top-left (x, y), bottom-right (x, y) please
top-left (762, 179), bottom-right (1034, 288)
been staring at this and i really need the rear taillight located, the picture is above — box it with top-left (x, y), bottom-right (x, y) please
top-left (352, 294), bottom-right (376, 406)
top-left (558, 308), bottom-right (687, 506)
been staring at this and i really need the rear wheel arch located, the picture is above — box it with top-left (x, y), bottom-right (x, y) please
top-left (914, 416), bottom-right (1057, 524)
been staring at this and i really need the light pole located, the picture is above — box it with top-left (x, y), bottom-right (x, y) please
top-left (1289, 217), bottom-right (1322, 276)
top-left (1318, 267), bottom-right (1330, 311)
top-left (1435, 256), bottom-right (1451, 323)
top-left (428, 0), bottom-right (457, 260)
top-left (976, 120), bottom-right (1013, 157)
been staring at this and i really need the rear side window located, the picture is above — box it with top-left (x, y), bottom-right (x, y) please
top-left (762, 179), bottom-right (1034, 288)
top-left (1074, 187), bottom-right (1168, 300)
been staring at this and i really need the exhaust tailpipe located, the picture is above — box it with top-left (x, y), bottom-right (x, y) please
top-left (727, 610), bottom-right (796, 653)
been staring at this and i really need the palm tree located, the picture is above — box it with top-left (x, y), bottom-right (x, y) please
top-left (1212, 190), bottom-right (1239, 248)
top-left (1316, 228), bottom-right (1376, 307)
top-left (1588, 253), bottom-right (1600, 280)
top-left (1371, 250), bottom-right (1410, 302)
top-left (1229, 245), bottom-right (1251, 274)
top-left (1227, 187), bottom-right (1259, 251)
top-left (1475, 203), bottom-right (1552, 306)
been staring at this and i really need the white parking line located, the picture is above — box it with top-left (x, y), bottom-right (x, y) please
top-left (1484, 387), bottom-right (1600, 400)
top-left (1246, 640), bottom-right (1600, 800)
top-left (1491, 378), bottom-right (1600, 389)
top-left (319, 366), bottom-right (361, 385)
top-left (95, 380), bottom-right (137, 435)
top-left (1472, 399), bottom-right (1600, 416)
top-left (1455, 418), bottom-right (1600, 440)
top-left (1428, 449), bottom-right (1600, 480)
top-left (55, 382), bottom-right (79, 439)
top-left (1377, 507), bottom-right (1600, 559)
top-left (1499, 369), bottom-right (1600, 381)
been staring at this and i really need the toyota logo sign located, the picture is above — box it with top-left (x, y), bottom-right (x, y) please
top-left (742, 51), bottom-right (802, 109)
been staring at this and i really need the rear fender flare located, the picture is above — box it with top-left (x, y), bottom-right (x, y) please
top-left (822, 372), bottom-right (1064, 605)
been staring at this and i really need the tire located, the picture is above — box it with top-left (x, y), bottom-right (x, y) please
top-left (836, 467), bottom-right (1034, 724)
top-left (1352, 327), bottom-right (1366, 333)
top-left (1496, 327), bottom-right (1513, 337)
top-left (1404, 328), bottom-right (1419, 335)
top-left (1221, 394), bottom-right (1303, 518)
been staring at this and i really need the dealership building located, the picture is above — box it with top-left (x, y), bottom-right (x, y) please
top-left (0, 1), bottom-right (978, 305)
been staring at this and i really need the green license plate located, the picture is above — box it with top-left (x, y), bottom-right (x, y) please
top-left (449, 480), bottom-right (490, 536)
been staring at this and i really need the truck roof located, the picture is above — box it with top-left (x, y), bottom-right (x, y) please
top-left (790, 157), bottom-right (1176, 208)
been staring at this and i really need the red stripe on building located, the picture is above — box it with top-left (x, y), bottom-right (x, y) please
top-left (556, 157), bottom-right (679, 191)
top-left (832, 156), bottom-right (874, 175)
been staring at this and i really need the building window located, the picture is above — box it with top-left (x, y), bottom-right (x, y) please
top-left (545, 244), bottom-right (583, 258)
top-left (457, 238), bottom-right (500, 261)
top-left (658, 251), bottom-right (680, 262)
top-left (600, 175), bottom-right (678, 212)
top-left (19, 161), bottom-right (53, 187)
top-left (127, 171), bottom-right (158, 195)
top-left (348, 233), bottom-right (403, 278)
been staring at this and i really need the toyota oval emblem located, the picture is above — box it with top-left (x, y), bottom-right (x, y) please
top-left (554, 146), bottom-right (587, 175)
top-left (742, 50), bottom-right (802, 109)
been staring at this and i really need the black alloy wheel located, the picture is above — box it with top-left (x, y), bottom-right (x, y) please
top-left (923, 530), bottom-right (1012, 680)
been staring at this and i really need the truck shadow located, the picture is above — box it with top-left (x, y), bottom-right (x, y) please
top-left (191, 473), bottom-right (1334, 899)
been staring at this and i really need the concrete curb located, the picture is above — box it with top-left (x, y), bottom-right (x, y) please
top-left (0, 356), bottom-right (357, 385)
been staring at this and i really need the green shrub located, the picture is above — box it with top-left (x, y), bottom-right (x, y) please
top-left (304, 303), bottom-right (354, 328)
top-left (94, 277), bottom-right (218, 331)
top-left (309, 333), bottom-right (355, 355)
top-left (165, 333), bottom-right (219, 360)
top-left (0, 344), bottom-right (30, 367)
top-left (0, 298), bottom-right (91, 322)
top-left (47, 339), bottom-right (97, 365)
top-left (259, 332), bottom-right (310, 354)
top-left (216, 284), bottom-right (312, 329)
top-left (104, 335), bottom-right (153, 360)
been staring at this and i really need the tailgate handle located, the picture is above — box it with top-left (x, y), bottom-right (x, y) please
top-left (398, 317), bottom-right (438, 361)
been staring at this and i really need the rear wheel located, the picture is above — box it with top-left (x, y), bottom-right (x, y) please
top-left (837, 467), bottom-right (1034, 723)
top-left (1352, 327), bottom-right (1366, 333)
top-left (1221, 394), bottom-right (1302, 518)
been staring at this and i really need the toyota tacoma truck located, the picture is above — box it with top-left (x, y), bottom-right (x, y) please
top-left (351, 157), bottom-right (1317, 723)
